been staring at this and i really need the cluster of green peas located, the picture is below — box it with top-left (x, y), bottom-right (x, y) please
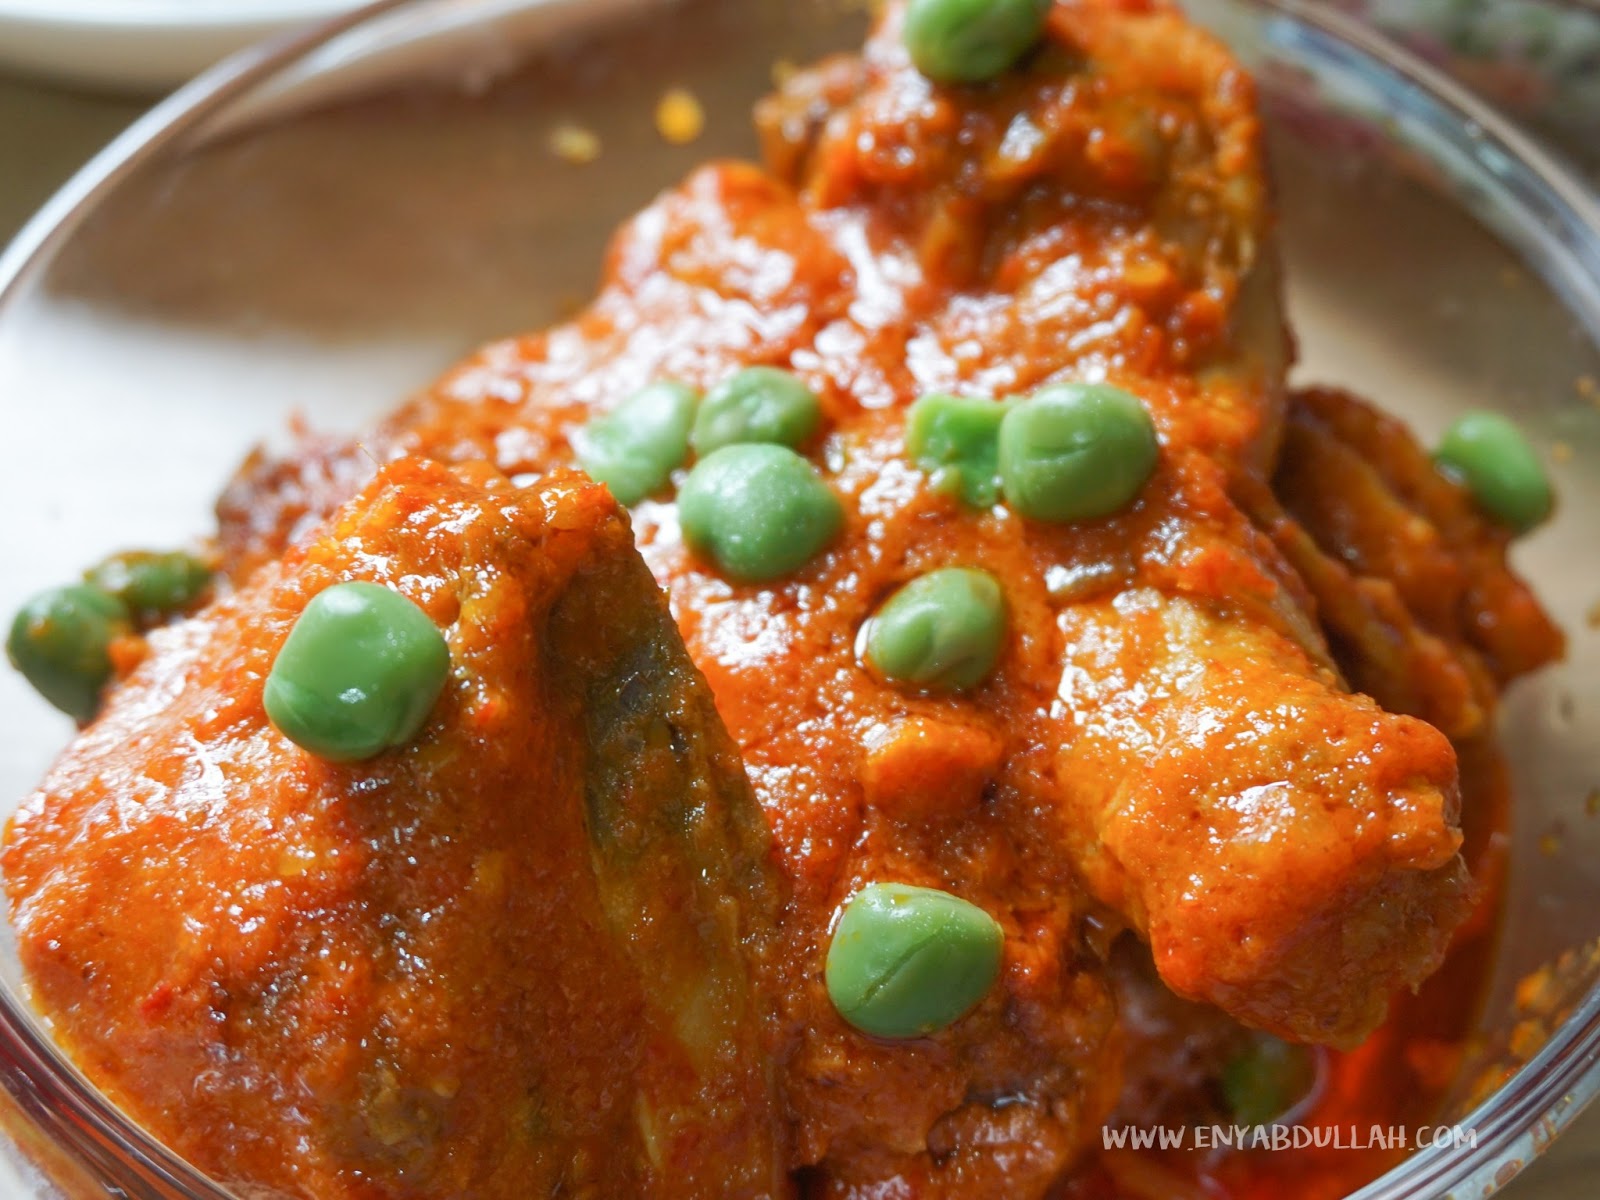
top-left (4, 548), bottom-right (454, 768)
top-left (864, 382), bottom-right (1160, 694)
top-left (575, 366), bottom-right (845, 583)
top-left (5, 551), bottom-right (213, 722)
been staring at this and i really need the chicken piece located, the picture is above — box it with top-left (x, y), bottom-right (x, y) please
top-left (1276, 387), bottom-right (1565, 691)
top-left (4, 460), bottom-right (788, 1199)
top-left (204, 0), bottom-right (1481, 1190)
top-left (1244, 387), bottom-right (1563, 952)
top-left (1056, 580), bottom-right (1468, 1046)
top-left (1236, 388), bottom-right (1563, 749)
top-left (1088, 384), bottom-right (1558, 1189)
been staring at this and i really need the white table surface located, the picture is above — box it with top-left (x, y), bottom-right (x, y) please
top-left (0, 64), bottom-right (1596, 1200)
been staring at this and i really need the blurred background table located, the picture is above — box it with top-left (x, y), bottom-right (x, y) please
top-left (1, 34), bottom-right (1598, 1200)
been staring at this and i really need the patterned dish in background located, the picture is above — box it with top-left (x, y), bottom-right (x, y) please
top-left (1344, 0), bottom-right (1600, 163)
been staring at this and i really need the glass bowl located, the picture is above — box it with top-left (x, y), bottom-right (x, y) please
top-left (0, 0), bottom-right (1597, 1195)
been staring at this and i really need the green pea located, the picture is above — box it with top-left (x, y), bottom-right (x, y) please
top-left (906, 393), bottom-right (1010, 507)
top-left (1221, 1034), bottom-right (1318, 1127)
top-left (1434, 410), bottom-right (1554, 534)
top-left (691, 367), bottom-right (822, 456)
top-left (998, 382), bottom-right (1159, 522)
top-left (903, 0), bottom-right (1052, 85)
top-left (863, 568), bottom-right (1005, 692)
top-left (678, 444), bottom-right (844, 583)
top-left (6, 585), bottom-right (132, 723)
top-left (264, 581), bottom-right (450, 763)
top-left (574, 380), bottom-right (700, 506)
top-left (826, 882), bottom-right (1004, 1038)
top-left (86, 550), bottom-right (212, 617)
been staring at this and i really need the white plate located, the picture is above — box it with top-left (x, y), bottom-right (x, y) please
top-left (0, 0), bottom-right (363, 92)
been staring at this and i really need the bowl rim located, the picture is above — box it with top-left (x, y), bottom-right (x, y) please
top-left (1, 0), bottom-right (1599, 1195)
